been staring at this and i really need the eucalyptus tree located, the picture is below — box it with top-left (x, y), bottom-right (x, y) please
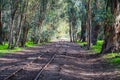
top-left (79, 0), bottom-right (87, 42)
top-left (6, 0), bottom-right (31, 48)
top-left (0, 0), bottom-right (3, 44)
top-left (15, 0), bottom-right (29, 47)
top-left (8, 0), bottom-right (20, 49)
top-left (30, 0), bottom-right (49, 44)
top-left (91, 0), bottom-right (105, 45)
top-left (91, 0), bottom-right (100, 45)
top-left (67, 0), bottom-right (78, 42)
top-left (0, 0), bottom-right (6, 44)
top-left (76, 0), bottom-right (92, 49)
top-left (86, 0), bottom-right (92, 49)
top-left (101, 0), bottom-right (120, 53)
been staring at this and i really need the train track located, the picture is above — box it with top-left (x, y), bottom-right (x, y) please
top-left (33, 42), bottom-right (83, 80)
top-left (3, 42), bottom-right (62, 80)
top-left (34, 54), bottom-right (56, 80)
top-left (3, 55), bottom-right (42, 80)
top-left (33, 42), bottom-right (62, 80)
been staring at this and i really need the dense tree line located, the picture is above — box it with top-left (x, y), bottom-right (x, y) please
top-left (0, 0), bottom-right (120, 54)
top-left (0, 0), bottom-right (55, 48)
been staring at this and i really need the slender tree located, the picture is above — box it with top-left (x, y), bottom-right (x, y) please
top-left (0, 0), bottom-right (3, 45)
top-left (15, 0), bottom-right (28, 47)
top-left (91, 0), bottom-right (100, 45)
top-left (67, 1), bottom-right (77, 42)
top-left (8, 0), bottom-right (19, 49)
top-left (87, 0), bottom-right (92, 49)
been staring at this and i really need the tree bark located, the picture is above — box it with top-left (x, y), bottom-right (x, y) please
top-left (101, 0), bottom-right (120, 53)
top-left (69, 22), bottom-right (73, 42)
top-left (8, 17), bottom-right (14, 49)
top-left (21, 25), bottom-right (29, 47)
top-left (80, 1), bottom-right (87, 42)
top-left (15, 14), bottom-right (23, 47)
top-left (91, 24), bottom-right (100, 45)
top-left (101, 25), bottom-right (115, 53)
top-left (87, 0), bottom-right (92, 49)
top-left (80, 24), bottom-right (86, 42)
top-left (68, 2), bottom-right (77, 42)
top-left (0, 10), bottom-right (3, 45)
top-left (91, 0), bottom-right (100, 45)
top-left (8, 0), bottom-right (18, 49)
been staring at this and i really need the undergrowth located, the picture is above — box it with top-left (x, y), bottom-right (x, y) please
top-left (78, 40), bottom-right (120, 67)
top-left (0, 41), bottom-right (44, 57)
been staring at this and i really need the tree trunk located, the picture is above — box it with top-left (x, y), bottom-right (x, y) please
top-left (15, 14), bottom-right (23, 47)
top-left (69, 22), bottom-right (73, 42)
top-left (68, 2), bottom-right (77, 42)
top-left (8, 0), bottom-right (19, 49)
top-left (101, 20), bottom-right (120, 54)
top-left (8, 18), bottom-right (14, 49)
top-left (87, 0), bottom-right (92, 49)
top-left (80, 24), bottom-right (86, 42)
top-left (91, 0), bottom-right (100, 45)
top-left (101, 25), bottom-right (115, 53)
top-left (101, 0), bottom-right (120, 53)
top-left (91, 24), bottom-right (100, 45)
top-left (21, 26), bottom-right (29, 47)
top-left (0, 10), bottom-right (3, 45)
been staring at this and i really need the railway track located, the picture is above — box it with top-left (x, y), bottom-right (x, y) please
top-left (1, 41), bottom-right (120, 80)
top-left (3, 42), bottom-right (62, 80)
top-left (33, 42), bottom-right (62, 80)
top-left (34, 54), bottom-right (56, 80)
top-left (3, 55), bottom-right (43, 80)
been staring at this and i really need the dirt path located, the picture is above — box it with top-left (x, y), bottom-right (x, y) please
top-left (0, 41), bottom-right (120, 80)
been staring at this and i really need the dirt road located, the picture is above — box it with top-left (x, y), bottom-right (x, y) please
top-left (0, 42), bottom-right (119, 80)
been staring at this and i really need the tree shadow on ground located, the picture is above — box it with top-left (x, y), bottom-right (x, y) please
top-left (0, 42), bottom-right (120, 80)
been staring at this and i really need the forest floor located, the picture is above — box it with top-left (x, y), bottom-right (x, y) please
top-left (0, 41), bottom-right (120, 80)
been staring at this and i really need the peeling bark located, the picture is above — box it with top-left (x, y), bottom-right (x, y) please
top-left (101, 0), bottom-right (120, 53)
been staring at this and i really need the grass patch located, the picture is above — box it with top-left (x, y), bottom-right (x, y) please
top-left (0, 43), bottom-right (8, 50)
top-left (77, 41), bottom-right (87, 46)
top-left (0, 43), bottom-right (23, 56)
top-left (77, 40), bottom-right (120, 67)
top-left (92, 41), bottom-right (120, 66)
top-left (92, 40), bottom-right (103, 53)
top-left (0, 41), bottom-right (49, 57)
top-left (25, 41), bottom-right (48, 47)
top-left (0, 41), bottom-right (43, 57)
top-left (110, 57), bottom-right (120, 65)
top-left (77, 40), bottom-right (103, 53)
top-left (103, 53), bottom-right (120, 67)
top-left (25, 41), bottom-right (38, 47)
top-left (0, 47), bottom-right (22, 56)
top-left (103, 53), bottom-right (119, 59)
